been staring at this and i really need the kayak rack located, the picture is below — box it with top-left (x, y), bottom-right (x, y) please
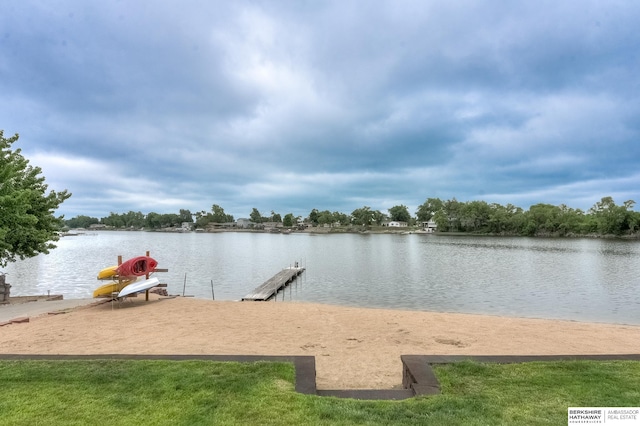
top-left (111, 251), bottom-right (168, 301)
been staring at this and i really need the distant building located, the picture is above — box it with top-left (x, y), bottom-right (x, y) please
top-left (236, 218), bottom-right (253, 228)
top-left (383, 221), bottom-right (408, 227)
top-left (421, 221), bottom-right (437, 233)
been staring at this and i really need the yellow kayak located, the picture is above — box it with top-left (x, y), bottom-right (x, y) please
top-left (92, 279), bottom-right (137, 298)
top-left (97, 265), bottom-right (118, 280)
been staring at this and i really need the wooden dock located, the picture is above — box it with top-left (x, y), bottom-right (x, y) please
top-left (242, 267), bottom-right (305, 301)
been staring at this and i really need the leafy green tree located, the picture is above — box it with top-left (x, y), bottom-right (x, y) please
top-left (442, 198), bottom-right (463, 231)
top-left (0, 131), bottom-right (71, 267)
top-left (101, 212), bottom-right (124, 228)
top-left (179, 209), bottom-right (193, 223)
top-left (503, 204), bottom-right (526, 234)
top-left (250, 208), bottom-right (263, 223)
top-left (65, 215), bottom-right (99, 229)
top-left (211, 204), bottom-right (233, 223)
top-left (351, 206), bottom-right (385, 226)
top-left (351, 206), bottom-right (373, 226)
top-left (101, 211), bottom-right (145, 228)
top-left (556, 204), bottom-right (585, 235)
top-left (308, 209), bottom-right (319, 226)
top-left (333, 211), bottom-right (350, 226)
top-left (270, 211), bottom-right (282, 223)
top-left (145, 212), bottom-right (162, 229)
top-left (283, 213), bottom-right (295, 227)
top-left (460, 200), bottom-right (491, 232)
top-left (388, 205), bottom-right (411, 223)
top-left (123, 211), bottom-right (145, 228)
top-left (416, 198), bottom-right (444, 222)
top-left (372, 209), bottom-right (386, 225)
top-left (317, 210), bottom-right (334, 226)
top-left (432, 210), bottom-right (449, 231)
top-left (588, 197), bottom-right (636, 235)
top-left (159, 213), bottom-right (180, 228)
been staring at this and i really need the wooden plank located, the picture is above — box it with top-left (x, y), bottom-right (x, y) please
top-left (242, 268), bottom-right (305, 301)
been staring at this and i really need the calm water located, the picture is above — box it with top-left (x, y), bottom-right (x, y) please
top-left (3, 231), bottom-right (640, 325)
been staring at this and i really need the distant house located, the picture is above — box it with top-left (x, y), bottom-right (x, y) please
top-left (236, 218), bottom-right (253, 228)
top-left (421, 221), bottom-right (437, 233)
top-left (181, 222), bottom-right (193, 231)
top-left (384, 221), bottom-right (408, 227)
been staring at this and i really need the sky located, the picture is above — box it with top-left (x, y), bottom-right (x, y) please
top-left (2, 1), bottom-right (640, 220)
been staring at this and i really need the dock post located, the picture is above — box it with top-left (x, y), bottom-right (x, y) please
top-left (182, 273), bottom-right (187, 296)
top-left (145, 250), bottom-right (150, 301)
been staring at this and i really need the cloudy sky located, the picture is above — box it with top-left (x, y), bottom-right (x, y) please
top-left (2, 1), bottom-right (639, 220)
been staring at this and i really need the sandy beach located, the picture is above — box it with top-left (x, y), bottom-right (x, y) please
top-left (1, 296), bottom-right (639, 390)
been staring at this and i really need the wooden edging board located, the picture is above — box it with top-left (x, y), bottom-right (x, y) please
top-left (401, 354), bottom-right (640, 397)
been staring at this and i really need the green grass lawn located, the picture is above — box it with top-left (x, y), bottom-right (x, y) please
top-left (0, 359), bottom-right (638, 425)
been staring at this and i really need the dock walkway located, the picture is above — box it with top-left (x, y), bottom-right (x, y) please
top-left (242, 267), bottom-right (305, 301)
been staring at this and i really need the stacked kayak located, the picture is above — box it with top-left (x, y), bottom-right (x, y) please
top-left (116, 256), bottom-right (158, 277)
top-left (97, 265), bottom-right (118, 280)
top-left (93, 256), bottom-right (159, 298)
top-left (118, 277), bottom-right (160, 298)
top-left (93, 278), bottom-right (137, 298)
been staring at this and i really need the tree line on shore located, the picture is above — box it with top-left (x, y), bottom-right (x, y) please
top-left (64, 196), bottom-right (640, 237)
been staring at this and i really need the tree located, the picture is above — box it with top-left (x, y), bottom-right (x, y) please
top-left (101, 212), bottom-right (125, 228)
top-left (250, 208), bottom-right (263, 223)
top-left (371, 209), bottom-right (386, 226)
top-left (211, 204), bottom-right (233, 223)
top-left (179, 209), bottom-right (193, 223)
top-left (588, 197), bottom-right (636, 235)
top-left (308, 209), bottom-right (319, 226)
top-left (317, 210), bottom-right (334, 226)
top-left (460, 200), bottom-right (491, 232)
top-left (0, 131), bottom-right (71, 268)
top-left (333, 211), bottom-right (350, 226)
top-left (351, 206), bottom-right (374, 227)
top-left (159, 213), bottom-right (180, 228)
top-left (283, 213), bottom-right (295, 227)
top-left (65, 215), bottom-right (99, 229)
top-left (416, 198), bottom-right (443, 222)
top-left (442, 198), bottom-right (463, 231)
top-left (123, 211), bottom-right (145, 228)
top-left (270, 211), bottom-right (282, 223)
top-left (145, 212), bottom-right (162, 229)
top-left (388, 205), bottom-right (411, 223)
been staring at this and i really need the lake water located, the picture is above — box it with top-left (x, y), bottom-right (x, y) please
top-left (3, 231), bottom-right (640, 325)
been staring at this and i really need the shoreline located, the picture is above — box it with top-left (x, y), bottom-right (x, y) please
top-left (6, 293), bottom-right (640, 327)
top-left (5, 292), bottom-right (640, 327)
top-left (1, 296), bottom-right (638, 390)
top-left (64, 227), bottom-right (640, 239)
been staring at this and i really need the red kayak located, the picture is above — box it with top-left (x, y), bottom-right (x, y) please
top-left (116, 256), bottom-right (158, 277)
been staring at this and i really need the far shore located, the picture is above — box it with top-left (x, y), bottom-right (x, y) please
top-left (63, 226), bottom-right (640, 239)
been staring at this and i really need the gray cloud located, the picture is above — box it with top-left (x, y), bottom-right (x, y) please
top-left (2, 0), bottom-right (639, 220)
